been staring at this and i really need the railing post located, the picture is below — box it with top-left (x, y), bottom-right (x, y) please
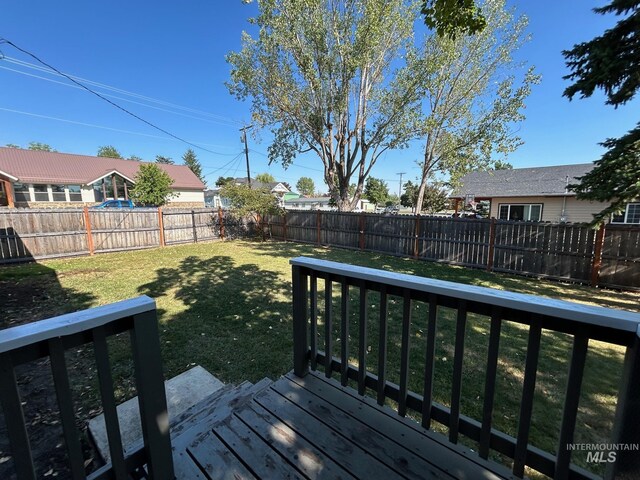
top-left (157, 207), bottom-right (165, 247)
top-left (591, 224), bottom-right (606, 287)
top-left (218, 207), bottom-right (225, 240)
top-left (130, 309), bottom-right (175, 480)
top-left (83, 206), bottom-right (94, 256)
top-left (607, 333), bottom-right (640, 479)
top-left (283, 211), bottom-right (288, 242)
top-left (292, 265), bottom-right (309, 377)
top-left (359, 212), bottom-right (365, 250)
top-left (316, 210), bottom-right (321, 245)
top-left (413, 214), bottom-right (420, 258)
top-left (487, 218), bottom-right (496, 272)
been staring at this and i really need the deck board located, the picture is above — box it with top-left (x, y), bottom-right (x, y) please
top-left (173, 371), bottom-right (516, 479)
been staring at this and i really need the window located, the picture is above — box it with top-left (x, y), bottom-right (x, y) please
top-left (68, 185), bottom-right (82, 202)
top-left (612, 203), bottom-right (640, 224)
top-left (33, 184), bottom-right (49, 202)
top-left (13, 183), bottom-right (30, 202)
top-left (498, 203), bottom-right (542, 222)
top-left (51, 185), bottom-right (66, 201)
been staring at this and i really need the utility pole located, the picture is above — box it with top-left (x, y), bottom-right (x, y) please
top-left (240, 125), bottom-right (253, 187)
top-left (396, 172), bottom-right (406, 198)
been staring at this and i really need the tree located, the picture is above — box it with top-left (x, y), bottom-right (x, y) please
top-left (227, 0), bottom-right (422, 211)
top-left (255, 172), bottom-right (275, 183)
top-left (182, 149), bottom-right (205, 185)
top-left (563, 1), bottom-right (640, 226)
top-left (364, 177), bottom-right (390, 206)
top-left (493, 160), bottom-right (513, 170)
top-left (421, 0), bottom-right (486, 38)
top-left (28, 142), bottom-right (56, 152)
top-left (215, 176), bottom-right (235, 187)
top-left (5, 143), bottom-right (19, 148)
top-left (129, 163), bottom-right (176, 207)
top-left (401, 180), bottom-right (449, 214)
top-left (97, 145), bottom-right (122, 158)
top-left (128, 155), bottom-right (142, 161)
top-left (220, 183), bottom-right (283, 238)
top-left (410, 0), bottom-right (538, 214)
top-left (296, 177), bottom-right (315, 197)
top-left (155, 155), bottom-right (174, 165)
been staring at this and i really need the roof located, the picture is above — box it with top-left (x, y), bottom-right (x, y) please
top-left (285, 196), bottom-right (331, 204)
top-left (233, 177), bottom-right (289, 192)
top-left (0, 148), bottom-right (205, 190)
top-left (451, 163), bottom-right (595, 198)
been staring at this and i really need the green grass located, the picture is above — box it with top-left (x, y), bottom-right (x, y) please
top-left (1, 240), bottom-right (638, 477)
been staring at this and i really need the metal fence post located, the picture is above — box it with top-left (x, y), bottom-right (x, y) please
top-left (292, 265), bottom-right (309, 377)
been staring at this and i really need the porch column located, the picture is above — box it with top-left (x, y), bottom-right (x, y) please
top-left (123, 182), bottom-right (129, 200)
top-left (112, 174), bottom-right (118, 199)
top-left (3, 179), bottom-right (15, 208)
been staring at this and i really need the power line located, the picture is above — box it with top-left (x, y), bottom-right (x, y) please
top-left (0, 106), bottom-right (239, 154)
top-left (2, 55), bottom-right (241, 126)
top-left (0, 38), bottom-right (233, 156)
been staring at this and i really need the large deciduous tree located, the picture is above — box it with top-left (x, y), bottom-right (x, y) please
top-left (401, 179), bottom-right (449, 214)
top-left (97, 145), bottom-right (122, 158)
top-left (255, 172), bottom-right (276, 183)
top-left (28, 142), bottom-right (56, 152)
top-left (227, 0), bottom-right (421, 211)
top-left (563, 0), bottom-right (640, 226)
top-left (129, 164), bottom-right (176, 207)
top-left (364, 177), bottom-right (390, 206)
top-left (409, 0), bottom-right (538, 214)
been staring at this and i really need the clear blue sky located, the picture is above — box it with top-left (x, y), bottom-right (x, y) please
top-left (1, 1), bottom-right (637, 194)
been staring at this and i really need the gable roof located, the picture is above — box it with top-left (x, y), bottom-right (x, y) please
top-left (0, 148), bottom-right (205, 190)
top-left (451, 163), bottom-right (595, 198)
top-left (233, 177), bottom-right (290, 192)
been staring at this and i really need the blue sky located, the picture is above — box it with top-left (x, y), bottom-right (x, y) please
top-left (1, 1), bottom-right (637, 194)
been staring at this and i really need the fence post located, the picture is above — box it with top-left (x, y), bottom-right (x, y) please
top-left (591, 224), bottom-right (606, 287)
top-left (316, 210), bottom-right (321, 245)
top-left (218, 207), bottom-right (225, 240)
top-left (292, 265), bottom-right (309, 377)
top-left (359, 212), bottom-right (366, 250)
top-left (157, 207), bottom-right (165, 247)
top-left (283, 211), bottom-right (288, 242)
top-left (191, 210), bottom-right (198, 243)
top-left (413, 214), bottom-right (421, 258)
top-left (83, 206), bottom-right (94, 256)
top-left (487, 218), bottom-right (496, 272)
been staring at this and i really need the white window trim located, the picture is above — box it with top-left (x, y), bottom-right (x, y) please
top-left (611, 203), bottom-right (640, 224)
top-left (498, 203), bottom-right (543, 222)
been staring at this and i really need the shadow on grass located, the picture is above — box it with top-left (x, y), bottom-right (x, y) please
top-left (137, 254), bottom-right (293, 384)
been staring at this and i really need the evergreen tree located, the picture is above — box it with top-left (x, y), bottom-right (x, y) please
top-left (563, 1), bottom-right (640, 225)
top-left (182, 149), bottom-right (205, 185)
top-left (155, 155), bottom-right (174, 164)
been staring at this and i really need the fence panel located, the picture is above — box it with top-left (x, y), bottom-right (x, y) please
top-left (162, 209), bottom-right (219, 245)
top-left (365, 214), bottom-right (415, 257)
top-left (285, 211), bottom-right (317, 244)
top-left (0, 209), bottom-right (87, 261)
top-left (600, 226), bottom-right (640, 289)
top-left (89, 209), bottom-right (160, 253)
top-left (493, 222), bottom-right (596, 282)
top-left (419, 217), bottom-right (489, 267)
top-left (322, 212), bottom-right (360, 248)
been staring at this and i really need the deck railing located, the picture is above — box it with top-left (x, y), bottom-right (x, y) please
top-left (0, 296), bottom-right (174, 480)
top-left (291, 257), bottom-right (640, 480)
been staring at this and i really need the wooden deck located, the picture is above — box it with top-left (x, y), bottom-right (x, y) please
top-left (171, 371), bottom-right (516, 479)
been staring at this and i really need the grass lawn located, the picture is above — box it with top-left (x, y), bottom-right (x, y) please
top-left (1, 239), bottom-right (638, 477)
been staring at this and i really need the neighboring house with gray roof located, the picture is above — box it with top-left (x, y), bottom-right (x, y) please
top-left (0, 147), bottom-right (205, 208)
top-left (451, 163), bottom-right (639, 224)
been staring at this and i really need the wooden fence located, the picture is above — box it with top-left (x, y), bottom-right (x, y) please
top-left (1, 208), bottom-right (638, 290)
top-left (264, 211), bottom-right (640, 290)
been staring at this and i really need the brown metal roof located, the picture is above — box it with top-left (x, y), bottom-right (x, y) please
top-left (0, 147), bottom-right (205, 189)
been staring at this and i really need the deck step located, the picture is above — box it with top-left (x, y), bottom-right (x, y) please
top-left (88, 365), bottom-right (225, 462)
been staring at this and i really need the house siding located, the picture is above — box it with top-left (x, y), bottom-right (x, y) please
top-left (489, 196), bottom-right (609, 223)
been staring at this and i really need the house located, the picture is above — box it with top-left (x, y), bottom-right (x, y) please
top-left (0, 147), bottom-right (205, 208)
top-left (450, 163), bottom-right (639, 224)
top-left (205, 177), bottom-right (290, 208)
